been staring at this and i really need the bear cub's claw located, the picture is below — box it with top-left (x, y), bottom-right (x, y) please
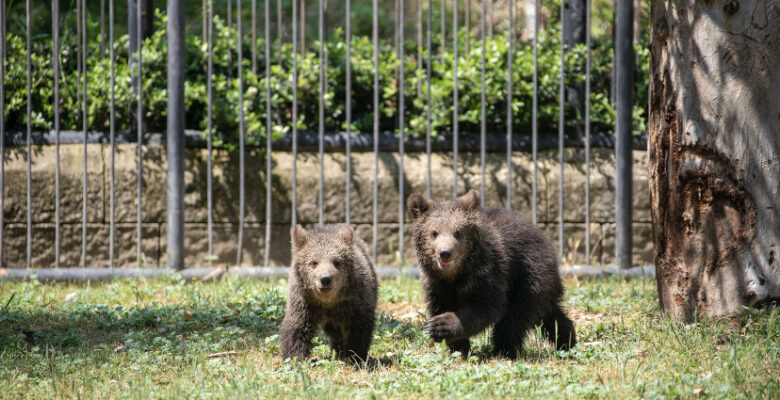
top-left (425, 312), bottom-right (464, 341)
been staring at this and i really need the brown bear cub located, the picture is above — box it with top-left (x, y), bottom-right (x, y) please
top-left (407, 189), bottom-right (576, 359)
top-left (281, 224), bottom-right (378, 364)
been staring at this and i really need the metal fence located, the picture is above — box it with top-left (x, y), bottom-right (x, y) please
top-left (0, 0), bottom-right (635, 270)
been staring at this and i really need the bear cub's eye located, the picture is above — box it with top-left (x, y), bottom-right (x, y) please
top-left (431, 231), bottom-right (438, 238)
top-left (310, 261), bottom-right (318, 267)
top-left (333, 260), bottom-right (341, 268)
top-left (454, 230), bottom-right (461, 239)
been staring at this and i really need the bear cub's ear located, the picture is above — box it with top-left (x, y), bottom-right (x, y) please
top-left (457, 189), bottom-right (480, 211)
top-left (407, 193), bottom-right (432, 220)
top-left (338, 225), bottom-right (353, 245)
top-left (291, 224), bottom-right (308, 249)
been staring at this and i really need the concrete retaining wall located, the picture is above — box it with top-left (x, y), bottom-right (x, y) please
top-left (1, 144), bottom-right (652, 268)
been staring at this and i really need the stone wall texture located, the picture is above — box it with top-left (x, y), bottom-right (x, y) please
top-left (1, 144), bottom-right (652, 268)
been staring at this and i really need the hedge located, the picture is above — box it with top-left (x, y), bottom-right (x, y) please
top-left (2, 10), bottom-right (649, 149)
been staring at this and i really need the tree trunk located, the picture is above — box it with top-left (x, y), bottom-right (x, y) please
top-left (649, 0), bottom-right (780, 321)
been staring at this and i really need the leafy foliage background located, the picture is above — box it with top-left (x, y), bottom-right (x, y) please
top-left (3, 6), bottom-right (649, 148)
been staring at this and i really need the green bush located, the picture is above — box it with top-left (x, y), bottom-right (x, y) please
top-left (3, 10), bottom-right (649, 148)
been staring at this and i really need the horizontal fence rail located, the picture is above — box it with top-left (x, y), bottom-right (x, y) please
top-left (0, 265), bottom-right (656, 282)
top-left (0, 0), bottom-right (636, 271)
top-left (0, 130), bottom-right (648, 151)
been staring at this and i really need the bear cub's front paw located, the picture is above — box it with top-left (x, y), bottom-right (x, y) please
top-left (425, 312), bottom-right (464, 341)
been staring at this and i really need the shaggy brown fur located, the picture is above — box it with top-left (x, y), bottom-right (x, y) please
top-left (281, 224), bottom-right (378, 364)
top-left (408, 189), bottom-right (576, 359)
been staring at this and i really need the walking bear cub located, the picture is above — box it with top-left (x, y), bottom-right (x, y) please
top-left (407, 189), bottom-right (576, 358)
top-left (281, 224), bottom-right (378, 364)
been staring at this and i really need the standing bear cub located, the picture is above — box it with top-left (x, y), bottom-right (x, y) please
top-left (408, 189), bottom-right (576, 358)
top-left (281, 224), bottom-right (378, 364)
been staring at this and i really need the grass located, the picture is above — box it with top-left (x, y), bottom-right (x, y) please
top-left (1, 274), bottom-right (779, 399)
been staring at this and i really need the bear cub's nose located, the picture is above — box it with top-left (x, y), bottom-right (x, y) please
top-left (439, 249), bottom-right (453, 261)
top-left (319, 274), bottom-right (332, 287)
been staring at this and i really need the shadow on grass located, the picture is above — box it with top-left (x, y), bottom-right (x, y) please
top-left (0, 294), bottom-right (430, 362)
top-left (0, 291), bottom-right (287, 353)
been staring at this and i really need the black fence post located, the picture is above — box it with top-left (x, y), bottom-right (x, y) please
top-left (615, 0), bottom-right (633, 269)
top-left (167, 0), bottom-right (185, 270)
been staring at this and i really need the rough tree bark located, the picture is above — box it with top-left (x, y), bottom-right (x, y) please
top-left (649, 0), bottom-right (780, 321)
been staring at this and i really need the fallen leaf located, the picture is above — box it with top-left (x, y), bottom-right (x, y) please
top-left (114, 342), bottom-right (136, 353)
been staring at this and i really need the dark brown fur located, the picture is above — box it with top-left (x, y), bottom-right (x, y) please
top-left (408, 189), bottom-right (576, 359)
top-left (281, 224), bottom-right (378, 364)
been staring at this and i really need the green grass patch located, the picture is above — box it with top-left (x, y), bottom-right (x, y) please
top-left (0, 275), bottom-right (778, 399)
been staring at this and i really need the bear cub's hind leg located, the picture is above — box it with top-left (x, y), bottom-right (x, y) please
top-left (541, 305), bottom-right (577, 351)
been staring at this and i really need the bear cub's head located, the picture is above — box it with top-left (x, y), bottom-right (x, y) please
top-left (291, 224), bottom-right (356, 304)
top-left (407, 189), bottom-right (481, 275)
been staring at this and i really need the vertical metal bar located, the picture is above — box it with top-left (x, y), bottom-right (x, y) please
top-left (237, 0), bottom-right (246, 266)
top-left (82, 0), bottom-right (88, 269)
top-left (452, 0), bottom-right (458, 197)
top-left (372, 0), bottom-right (378, 265)
top-left (264, 0), bottom-right (272, 266)
top-left (0, 0), bottom-right (3, 69)
top-left (0, 15), bottom-right (3, 265)
top-left (128, 0), bottom-right (137, 63)
top-left (531, 0), bottom-right (538, 225)
top-left (479, 0), bottom-right (485, 206)
top-left (558, 0), bottom-right (565, 261)
top-left (109, 0), bottom-right (115, 269)
top-left (399, 0), bottom-right (405, 264)
top-left (208, 0), bottom-right (214, 264)
top-left (506, 0), bottom-right (512, 210)
top-left (168, 0), bottom-right (185, 270)
top-left (292, 0), bottom-right (298, 232)
top-left (615, 0), bottom-right (633, 269)
top-left (417, 0), bottom-right (422, 97)
top-left (53, 0), bottom-right (61, 268)
top-left (228, 0), bottom-right (232, 87)
top-left (318, 0), bottom-right (324, 225)
top-left (585, 0), bottom-right (591, 265)
top-left (345, 0), bottom-right (352, 225)
top-left (77, 0), bottom-right (81, 119)
top-left (26, 0), bottom-right (32, 269)
top-left (252, 0), bottom-right (257, 76)
top-left (425, 0), bottom-right (432, 199)
top-left (137, 0), bottom-right (144, 266)
top-left (610, 0), bottom-right (616, 106)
